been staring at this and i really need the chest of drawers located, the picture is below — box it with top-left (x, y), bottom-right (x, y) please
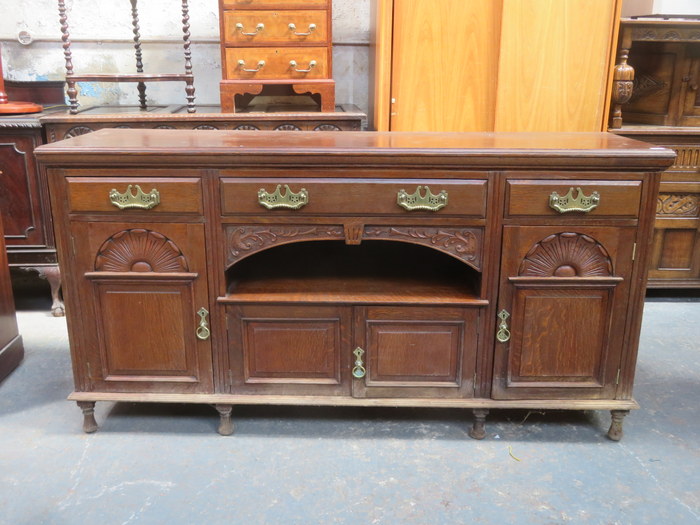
top-left (35, 129), bottom-right (675, 441)
top-left (219, 0), bottom-right (335, 112)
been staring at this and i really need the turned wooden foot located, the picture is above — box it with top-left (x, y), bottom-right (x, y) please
top-left (607, 409), bottom-right (630, 441)
top-left (77, 401), bottom-right (98, 433)
top-left (468, 408), bottom-right (489, 440)
top-left (215, 404), bottom-right (234, 436)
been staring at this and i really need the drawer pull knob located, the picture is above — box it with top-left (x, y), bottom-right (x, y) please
top-left (237, 59), bottom-right (265, 72)
top-left (235, 22), bottom-right (264, 36)
top-left (258, 184), bottom-right (309, 210)
top-left (496, 310), bottom-right (511, 343)
top-left (352, 347), bottom-right (366, 379)
top-left (196, 307), bottom-right (211, 341)
top-left (289, 59), bottom-right (317, 73)
top-left (397, 186), bottom-right (448, 212)
top-left (549, 187), bottom-right (600, 214)
top-left (109, 184), bottom-right (160, 210)
top-left (288, 23), bottom-right (316, 36)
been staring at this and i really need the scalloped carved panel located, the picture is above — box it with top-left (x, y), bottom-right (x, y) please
top-left (64, 126), bottom-right (94, 139)
top-left (364, 226), bottom-right (482, 270)
top-left (226, 225), bottom-right (344, 266)
top-left (94, 229), bottom-right (188, 272)
top-left (519, 233), bottom-right (613, 277)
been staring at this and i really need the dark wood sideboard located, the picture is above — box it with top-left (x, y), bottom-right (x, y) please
top-left (35, 129), bottom-right (675, 440)
top-left (0, 210), bottom-right (24, 382)
top-left (0, 81), bottom-right (66, 316)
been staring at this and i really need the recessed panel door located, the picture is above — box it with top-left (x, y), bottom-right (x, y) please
top-left (352, 306), bottom-right (478, 398)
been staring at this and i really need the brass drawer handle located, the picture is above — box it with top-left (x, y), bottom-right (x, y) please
top-left (496, 310), bottom-right (511, 343)
top-left (397, 186), bottom-right (448, 212)
top-left (109, 184), bottom-right (160, 210)
top-left (549, 187), bottom-right (600, 214)
top-left (237, 59), bottom-right (265, 72)
top-left (352, 347), bottom-right (366, 379)
top-left (235, 22), bottom-right (264, 36)
top-left (258, 184), bottom-right (308, 210)
top-left (289, 59), bottom-right (317, 73)
top-left (196, 307), bottom-right (211, 341)
top-left (288, 23), bottom-right (316, 36)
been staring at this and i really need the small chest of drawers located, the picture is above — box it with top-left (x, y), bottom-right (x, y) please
top-left (218, 0), bottom-right (335, 112)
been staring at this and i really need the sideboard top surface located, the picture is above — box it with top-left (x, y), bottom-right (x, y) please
top-left (35, 129), bottom-right (677, 170)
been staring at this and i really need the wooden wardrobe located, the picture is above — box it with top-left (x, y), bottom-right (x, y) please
top-left (371, 0), bottom-right (621, 132)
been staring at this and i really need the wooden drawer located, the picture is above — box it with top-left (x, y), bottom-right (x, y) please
top-left (66, 177), bottom-right (203, 215)
top-left (223, 10), bottom-right (328, 45)
top-left (225, 47), bottom-right (328, 80)
top-left (506, 180), bottom-right (642, 218)
top-left (221, 177), bottom-right (487, 216)
top-left (223, 0), bottom-right (328, 8)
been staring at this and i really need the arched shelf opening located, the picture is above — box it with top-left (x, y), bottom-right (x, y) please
top-left (223, 240), bottom-right (484, 305)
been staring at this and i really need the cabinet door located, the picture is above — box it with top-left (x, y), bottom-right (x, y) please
top-left (72, 222), bottom-right (213, 394)
top-left (352, 306), bottom-right (478, 398)
top-left (227, 304), bottom-right (351, 396)
top-left (0, 131), bottom-right (48, 249)
top-left (492, 226), bottom-right (636, 400)
top-left (387, 0), bottom-right (501, 131)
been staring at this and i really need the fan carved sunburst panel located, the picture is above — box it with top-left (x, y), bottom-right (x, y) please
top-left (519, 232), bottom-right (613, 277)
top-left (94, 229), bottom-right (188, 272)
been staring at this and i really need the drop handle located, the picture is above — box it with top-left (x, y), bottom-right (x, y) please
top-left (289, 60), bottom-right (317, 73)
top-left (237, 59), bottom-right (265, 72)
top-left (196, 307), bottom-right (211, 341)
top-left (289, 23), bottom-right (316, 36)
top-left (496, 310), bottom-right (511, 343)
top-left (352, 347), bottom-right (366, 378)
top-left (235, 22), bottom-right (264, 36)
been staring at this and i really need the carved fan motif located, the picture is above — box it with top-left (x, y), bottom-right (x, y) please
top-left (314, 124), bottom-right (342, 131)
top-left (519, 232), bottom-right (613, 277)
top-left (275, 124), bottom-right (302, 131)
top-left (64, 126), bottom-right (94, 139)
top-left (194, 124), bottom-right (219, 130)
top-left (94, 229), bottom-right (188, 272)
top-left (234, 124), bottom-right (260, 130)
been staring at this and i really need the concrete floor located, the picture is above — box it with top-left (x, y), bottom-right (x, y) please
top-left (1, 293), bottom-right (699, 524)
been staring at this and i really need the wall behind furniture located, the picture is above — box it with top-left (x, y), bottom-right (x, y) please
top-left (0, 0), bottom-right (370, 114)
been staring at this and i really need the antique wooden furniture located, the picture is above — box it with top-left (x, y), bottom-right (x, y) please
top-left (219, 0), bottom-right (335, 112)
top-left (371, 0), bottom-right (621, 132)
top-left (0, 211), bottom-right (24, 382)
top-left (610, 18), bottom-right (700, 129)
top-left (41, 103), bottom-right (364, 143)
top-left (0, 81), bottom-right (67, 316)
top-left (610, 18), bottom-right (700, 287)
top-left (35, 129), bottom-right (675, 440)
top-left (58, 0), bottom-right (196, 114)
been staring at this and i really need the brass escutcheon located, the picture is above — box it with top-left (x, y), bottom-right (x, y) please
top-left (549, 187), bottom-right (600, 214)
top-left (258, 184), bottom-right (308, 210)
top-left (496, 309), bottom-right (511, 343)
top-left (352, 347), bottom-right (366, 379)
top-left (196, 307), bottom-right (210, 341)
top-left (397, 186), bottom-right (448, 212)
top-left (109, 185), bottom-right (160, 210)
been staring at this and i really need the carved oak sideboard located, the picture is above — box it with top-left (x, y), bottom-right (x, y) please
top-left (34, 130), bottom-right (675, 440)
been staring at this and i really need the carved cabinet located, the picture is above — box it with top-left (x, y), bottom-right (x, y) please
top-left (35, 129), bottom-right (674, 440)
top-left (219, 0), bottom-right (335, 112)
top-left (610, 18), bottom-right (700, 287)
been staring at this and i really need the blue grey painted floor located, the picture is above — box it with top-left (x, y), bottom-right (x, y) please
top-left (1, 300), bottom-right (698, 524)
